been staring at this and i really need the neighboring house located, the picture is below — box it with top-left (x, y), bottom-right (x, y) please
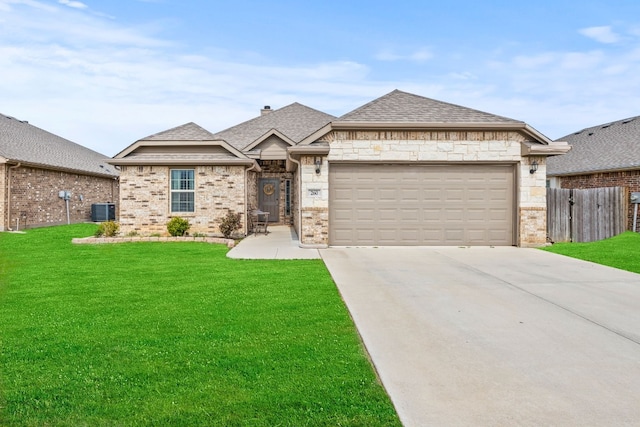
top-left (110, 90), bottom-right (570, 247)
top-left (0, 114), bottom-right (119, 231)
top-left (547, 115), bottom-right (640, 229)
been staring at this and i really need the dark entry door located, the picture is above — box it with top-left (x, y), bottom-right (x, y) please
top-left (258, 178), bottom-right (279, 222)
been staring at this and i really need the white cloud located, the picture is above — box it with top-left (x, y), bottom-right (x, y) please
top-left (58, 0), bottom-right (87, 9)
top-left (2, 0), bottom-right (640, 156)
top-left (375, 47), bottom-right (433, 62)
top-left (578, 26), bottom-right (620, 44)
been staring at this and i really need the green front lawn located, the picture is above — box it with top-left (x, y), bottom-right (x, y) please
top-left (541, 231), bottom-right (640, 274)
top-left (0, 224), bottom-right (400, 426)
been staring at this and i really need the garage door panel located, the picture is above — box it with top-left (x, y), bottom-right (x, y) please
top-left (355, 188), bottom-right (375, 201)
top-left (332, 189), bottom-right (354, 203)
top-left (332, 208), bottom-right (355, 221)
top-left (355, 208), bottom-right (375, 221)
top-left (444, 208), bottom-right (464, 222)
top-left (330, 163), bottom-right (514, 246)
top-left (379, 189), bottom-right (398, 201)
top-left (445, 189), bottom-right (464, 202)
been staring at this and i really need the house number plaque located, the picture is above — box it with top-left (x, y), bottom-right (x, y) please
top-left (307, 189), bottom-right (321, 197)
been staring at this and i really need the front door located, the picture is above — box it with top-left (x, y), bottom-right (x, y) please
top-left (258, 178), bottom-right (279, 222)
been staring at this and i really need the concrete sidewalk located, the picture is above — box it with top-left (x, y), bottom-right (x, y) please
top-left (226, 226), bottom-right (321, 259)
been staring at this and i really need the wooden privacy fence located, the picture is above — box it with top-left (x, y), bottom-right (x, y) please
top-left (547, 187), bottom-right (627, 243)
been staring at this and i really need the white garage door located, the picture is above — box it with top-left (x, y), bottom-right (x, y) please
top-left (329, 163), bottom-right (515, 246)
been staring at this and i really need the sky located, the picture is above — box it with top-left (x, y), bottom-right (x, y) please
top-left (2, 0), bottom-right (640, 157)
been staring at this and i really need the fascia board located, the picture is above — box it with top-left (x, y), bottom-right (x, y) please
top-left (521, 140), bottom-right (571, 156)
top-left (114, 139), bottom-right (249, 160)
top-left (298, 123), bottom-right (333, 146)
top-left (4, 159), bottom-right (117, 178)
top-left (287, 145), bottom-right (330, 156)
top-left (107, 158), bottom-right (256, 166)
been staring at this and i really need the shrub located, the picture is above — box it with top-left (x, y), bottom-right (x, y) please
top-left (219, 212), bottom-right (242, 238)
top-left (167, 217), bottom-right (191, 236)
top-left (94, 221), bottom-right (119, 237)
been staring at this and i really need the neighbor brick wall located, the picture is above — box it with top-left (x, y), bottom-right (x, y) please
top-left (118, 165), bottom-right (245, 236)
top-left (559, 170), bottom-right (640, 229)
top-left (307, 130), bottom-right (549, 247)
top-left (0, 164), bottom-right (6, 231)
top-left (4, 165), bottom-right (118, 230)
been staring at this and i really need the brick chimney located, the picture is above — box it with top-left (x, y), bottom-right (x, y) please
top-left (261, 105), bottom-right (272, 116)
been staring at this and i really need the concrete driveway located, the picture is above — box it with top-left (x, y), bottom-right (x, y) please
top-left (320, 246), bottom-right (640, 426)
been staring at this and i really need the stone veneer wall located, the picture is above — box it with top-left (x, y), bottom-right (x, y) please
top-left (297, 156), bottom-right (328, 245)
top-left (118, 165), bottom-right (245, 236)
top-left (558, 169), bottom-right (640, 230)
top-left (3, 165), bottom-right (118, 230)
top-left (519, 156), bottom-right (547, 246)
top-left (296, 130), bottom-right (548, 247)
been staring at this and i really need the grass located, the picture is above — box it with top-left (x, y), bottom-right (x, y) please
top-left (541, 231), bottom-right (640, 274)
top-left (0, 224), bottom-right (400, 426)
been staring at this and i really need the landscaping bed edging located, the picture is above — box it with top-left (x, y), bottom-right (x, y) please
top-left (72, 236), bottom-right (235, 248)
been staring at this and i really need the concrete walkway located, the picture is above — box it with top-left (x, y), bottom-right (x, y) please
top-left (321, 246), bottom-right (640, 426)
top-left (226, 226), bottom-right (321, 259)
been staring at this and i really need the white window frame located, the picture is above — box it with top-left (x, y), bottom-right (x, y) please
top-left (170, 169), bottom-right (195, 213)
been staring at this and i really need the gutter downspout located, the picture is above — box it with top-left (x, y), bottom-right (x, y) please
top-left (287, 152), bottom-right (302, 241)
top-left (244, 161), bottom-right (259, 236)
top-left (6, 163), bottom-right (21, 231)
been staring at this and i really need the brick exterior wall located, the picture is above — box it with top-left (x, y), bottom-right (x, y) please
top-left (559, 170), bottom-right (640, 230)
top-left (1, 165), bottom-right (118, 231)
top-left (0, 164), bottom-right (6, 231)
top-left (295, 130), bottom-right (548, 247)
top-left (118, 165), bottom-right (245, 236)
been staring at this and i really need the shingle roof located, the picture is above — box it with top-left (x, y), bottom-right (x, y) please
top-left (0, 113), bottom-right (117, 177)
top-left (547, 116), bottom-right (640, 176)
top-left (139, 122), bottom-right (218, 141)
top-left (212, 103), bottom-right (336, 150)
top-left (337, 89), bottom-right (522, 124)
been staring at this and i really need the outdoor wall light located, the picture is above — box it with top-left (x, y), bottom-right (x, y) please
top-left (529, 160), bottom-right (539, 174)
top-left (314, 157), bottom-right (322, 174)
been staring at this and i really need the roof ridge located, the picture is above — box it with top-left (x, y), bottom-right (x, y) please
top-left (559, 115), bottom-right (640, 139)
top-left (139, 122), bottom-right (217, 141)
top-left (337, 89), bottom-right (521, 124)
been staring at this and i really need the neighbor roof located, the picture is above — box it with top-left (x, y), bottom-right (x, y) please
top-left (212, 103), bottom-right (336, 151)
top-left (336, 89), bottom-right (522, 124)
top-left (0, 113), bottom-right (117, 177)
top-left (547, 116), bottom-right (640, 176)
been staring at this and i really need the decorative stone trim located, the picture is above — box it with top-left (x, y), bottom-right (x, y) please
top-left (72, 236), bottom-right (235, 248)
top-left (518, 206), bottom-right (547, 247)
top-left (300, 207), bottom-right (329, 246)
top-left (324, 130), bottom-right (529, 142)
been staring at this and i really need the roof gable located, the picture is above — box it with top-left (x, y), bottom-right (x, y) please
top-left (0, 113), bottom-right (117, 177)
top-left (212, 103), bottom-right (335, 151)
top-left (110, 122), bottom-right (256, 167)
top-left (336, 89), bottom-right (522, 124)
top-left (547, 116), bottom-right (640, 176)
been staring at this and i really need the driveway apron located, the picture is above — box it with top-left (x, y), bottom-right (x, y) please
top-left (320, 246), bottom-right (640, 426)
